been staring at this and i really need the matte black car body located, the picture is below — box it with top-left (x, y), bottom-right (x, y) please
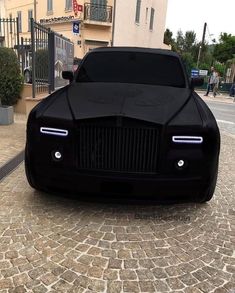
top-left (25, 47), bottom-right (220, 202)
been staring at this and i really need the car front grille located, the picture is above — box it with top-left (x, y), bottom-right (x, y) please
top-left (77, 122), bottom-right (158, 174)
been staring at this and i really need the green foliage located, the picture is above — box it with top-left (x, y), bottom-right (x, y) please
top-left (172, 30), bottom-right (200, 72)
top-left (184, 31), bottom-right (196, 52)
top-left (164, 28), bottom-right (174, 46)
top-left (164, 28), bottom-right (235, 78)
top-left (173, 30), bottom-right (197, 54)
top-left (181, 52), bottom-right (196, 75)
top-left (213, 33), bottom-right (235, 63)
top-left (0, 47), bottom-right (23, 106)
top-left (214, 62), bottom-right (226, 77)
top-left (35, 49), bottom-right (49, 79)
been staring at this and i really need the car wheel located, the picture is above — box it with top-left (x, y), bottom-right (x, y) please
top-left (24, 146), bottom-right (44, 192)
top-left (24, 70), bottom-right (31, 83)
top-left (199, 164), bottom-right (219, 203)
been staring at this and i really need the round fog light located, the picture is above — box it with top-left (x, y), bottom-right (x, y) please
top-left (177, 160), bottom-right (185, 168)
top-left (52, 151), bottom-right (62, 161)
top-left (55, 151), bottom-right (62, 159)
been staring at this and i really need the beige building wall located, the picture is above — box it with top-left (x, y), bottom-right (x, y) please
top-left (36, 0), bottom-right (113, 58)
top-left (4, 0), bottom-right (169, 57)
top-left (114, 0), bottom-right (168, 49)
top-left (4, 0), bottom-right (34, 38)
top-left (0, 0), bottom-right (6, 18)
top-left (4, 0), bottom-right (114, 57)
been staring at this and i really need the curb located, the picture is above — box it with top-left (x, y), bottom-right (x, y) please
top-left (0, 150), bottom-right (25, 182)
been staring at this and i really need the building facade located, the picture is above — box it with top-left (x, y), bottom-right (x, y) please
top-left (0, 0), bottom-right (6, 18)
top-left (113, 0), bottom-right (169, 49)
top-left (2, 0), bottom-right (168, 58)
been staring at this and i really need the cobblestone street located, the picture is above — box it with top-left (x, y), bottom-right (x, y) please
top-left (0, 114), bottom-right (26, 167)
top-left (0, 117), bottom-right (234, 292)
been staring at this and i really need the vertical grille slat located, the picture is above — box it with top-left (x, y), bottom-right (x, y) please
top-left (77, 122), bottom-right (158, 174)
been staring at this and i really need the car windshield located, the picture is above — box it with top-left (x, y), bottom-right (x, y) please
top-left (76, 51), bottom-right (186, 88)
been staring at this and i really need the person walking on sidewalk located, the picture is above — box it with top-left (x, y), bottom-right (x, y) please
top-left (213, 71), bottom-right (220, 97)
top-left (229, 82), bottom-right (235, 97)
top-left (204, 66), bottom-right (217, 96)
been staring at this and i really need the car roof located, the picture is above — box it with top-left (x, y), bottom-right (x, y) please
top-left (89, 46), bottom-right (179, 58)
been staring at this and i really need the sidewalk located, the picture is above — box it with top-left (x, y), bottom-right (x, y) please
top-left (196, 90), bottom-right (235, 104)
top-left (0, 113), bottom-right (26, 167)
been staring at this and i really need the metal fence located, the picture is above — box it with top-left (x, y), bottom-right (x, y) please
top-left (14, 38), bottom-right (32, 76)
top-left (30, 19), bottom-right (74, 98)
top-left (31, 20), bottom-right (51, 97)
top-left (84, 3), bottom-right (112, 22)
top-left (0, 17), bottom-right (74, 98)
top-left (0, 18), bottom-right (33, 76)
top-left (0, 17), bottom-right (19, 50)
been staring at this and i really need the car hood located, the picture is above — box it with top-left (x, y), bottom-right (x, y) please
top-left (67, 82), bottom-right (192, 124)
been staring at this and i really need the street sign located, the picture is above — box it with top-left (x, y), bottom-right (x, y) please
top-left (199, 69), bottom-right (208, 76)
top-left (73, 21), bottom-right (79, 34)
top-left (191, 69), bottom-right (199, 78)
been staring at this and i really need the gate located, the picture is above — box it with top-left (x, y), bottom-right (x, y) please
top-left (31, 20), bottom-right (51, 98)
top-left (0, 18), bottom-right (74, 98)
top-left (31, 19), bottom-right (74, 98)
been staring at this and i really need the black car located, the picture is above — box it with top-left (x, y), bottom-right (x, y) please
top-left (25, 47), bottom-right (220, 202)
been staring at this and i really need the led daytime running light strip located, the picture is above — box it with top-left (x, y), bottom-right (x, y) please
top-left (172, 136), bottom-right (203, 144)
top-left (40, 127), bottom-right (68, 137)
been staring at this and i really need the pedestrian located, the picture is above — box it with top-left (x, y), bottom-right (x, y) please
top-left (213, 71), bottom-right (220, 97)
top-left (204, 66), bottom-right (217, 96)
top-left (229, 82), bottom-right (235, 97)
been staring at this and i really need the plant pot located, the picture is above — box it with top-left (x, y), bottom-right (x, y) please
top-left (0, 105), bottom-right (14, 125)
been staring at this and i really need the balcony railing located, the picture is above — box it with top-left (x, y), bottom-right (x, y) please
top-left (84, 3), bottom-right (112, 23)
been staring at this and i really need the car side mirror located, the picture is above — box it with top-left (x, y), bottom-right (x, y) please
top-left (62, 71), bottom-right (74, 83)
top-left (191, 77), bottom-right (204, 88)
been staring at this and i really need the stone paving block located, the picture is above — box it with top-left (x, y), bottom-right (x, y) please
top-left (107, 281), bottom-right (122, 293)
top-left (123, 281), bottom-right (140, 292)
top-left (0, 278), bottom-right (14, 290)
top-left (0, 133), bottom-right (234, 293)
top-left (87, 279), bottom-right (106, 292)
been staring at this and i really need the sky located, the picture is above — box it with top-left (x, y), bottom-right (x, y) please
top-left (165, 0), bottom-right (235, 43)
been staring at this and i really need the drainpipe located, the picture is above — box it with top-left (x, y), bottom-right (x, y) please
top-left (111, 0), bottom-right (116, 46)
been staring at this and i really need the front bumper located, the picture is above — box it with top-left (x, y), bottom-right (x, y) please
top-left (27, 163), bottom-right (209, 201)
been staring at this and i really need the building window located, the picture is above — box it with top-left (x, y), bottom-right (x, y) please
top-left (17, 11), bottom-right (22, 33)
top-left (65, 0), bottom-right (72, 10)
top-left (90, 0), bottom-right (108, 21)
top-left (9, 13), bottom-right (13, 33)
top-left (149, 8), bottom-right (155, 30)
top-left (145, 7), bottom-right (148, 24)
top-left (28, 10), bottom-right (33, 32)
top-left (47, 0), bottom-right (53, 12)
top-left (91, 0), bottom-right (107, 6)
top-left (135, 0), bottom-right (141, 23)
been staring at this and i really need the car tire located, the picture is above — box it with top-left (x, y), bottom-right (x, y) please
top-left (24, 146), bottom-right (44, 192)
top-left (199, 164), bottom-right (219, 203)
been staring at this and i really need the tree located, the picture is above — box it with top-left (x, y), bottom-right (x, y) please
top-left (213, 33), bottom-right (235, 63)
top-left (164, 28), bottom-right (174, 46)
top-left (163, 28), bottom-right (233, 78)
top-left (175, 30), bottom-right (184, 53)
top-left (183, 31), bottom-right (197, 52)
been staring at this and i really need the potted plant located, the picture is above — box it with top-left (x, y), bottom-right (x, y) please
top-left (0, 47), bottom-right (23, 125)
